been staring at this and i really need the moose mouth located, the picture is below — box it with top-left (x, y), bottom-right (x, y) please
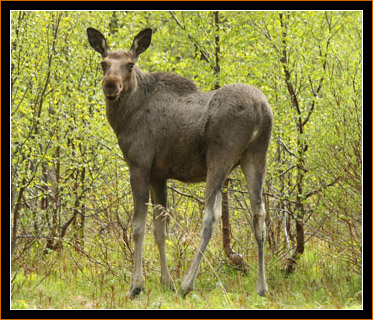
top-left (104, 88), bottom-right (122, 101)
top-left (106, 95), bottom-right (117, 101)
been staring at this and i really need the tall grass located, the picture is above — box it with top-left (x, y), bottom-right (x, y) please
top-left (11, 220), bottom-right (362, 309)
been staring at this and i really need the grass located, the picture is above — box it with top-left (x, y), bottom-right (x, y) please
top-left (11, 234), bottom-right (362, 309)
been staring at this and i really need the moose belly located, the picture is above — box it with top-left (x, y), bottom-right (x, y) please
top-left (152, 150), bottom-right (207, 183)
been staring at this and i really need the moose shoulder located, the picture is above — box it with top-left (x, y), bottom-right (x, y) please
top-left (87, 27), bottom-right (273, 298)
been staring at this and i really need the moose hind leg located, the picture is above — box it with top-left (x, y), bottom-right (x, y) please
top-left (150, 180), bottom-right (175, 291)
top-left (179, 168), bottom-right (229, 297)
top-left (241, 155), bottom-right (268, 297)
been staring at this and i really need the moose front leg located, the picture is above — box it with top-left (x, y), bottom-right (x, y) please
top-left (126, 166), bottom-right (150, 298)
top-left (150, 180), bottom-right (175, 291)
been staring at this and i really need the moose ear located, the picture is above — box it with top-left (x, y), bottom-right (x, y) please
top-left (87, 27), bottom-right (110, 58)
top-left (130, 28), bottom-right (152, 61)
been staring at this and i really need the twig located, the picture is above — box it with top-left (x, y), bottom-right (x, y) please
top-left (276, 136), bottom-right (300, 159)
top-left (305, 177), bottom-right (340, 199)
top-left (168, 186), bottom-right (203, 204)
top-left (168, 11), bottom-right (211, 66)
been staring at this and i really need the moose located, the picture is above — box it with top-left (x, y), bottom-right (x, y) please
top-left (87, 27), bottom-right (273, 298)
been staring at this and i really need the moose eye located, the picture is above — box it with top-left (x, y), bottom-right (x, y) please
top-left (128, 63), bottom-right (135, 71)
top-left (100, 61), bottom-right (106, 70)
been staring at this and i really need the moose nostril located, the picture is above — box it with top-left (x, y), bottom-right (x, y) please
top-left (103, 78), bottom-right (121, 99)
top-left (105, 80), bottom-right (117, 89)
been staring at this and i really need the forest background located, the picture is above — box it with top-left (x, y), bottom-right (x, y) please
top-left (10, 10), bottom-right (362, 309)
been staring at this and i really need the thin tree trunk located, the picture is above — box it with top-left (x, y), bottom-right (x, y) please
top-left (222, 179), bottom-right (247, 271)
top-left (213, 11), bottom-right (247, 270)
top-left (214, 11), bottom-right (221, 90)
top-left (11, 178), bottom-right (26, 256)
top-left (279, 13), bottom-right (307, 274)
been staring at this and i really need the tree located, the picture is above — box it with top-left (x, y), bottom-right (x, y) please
top-left (248, 11), bottom-right (361, 272)
top-left (11, 11), bottom-right (362, 279)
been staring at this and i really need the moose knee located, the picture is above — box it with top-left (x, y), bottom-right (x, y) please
top-left (201, 215), bottom-right (217, 240)
top-left (133, 225), bottom-right (145, 242)
top-left (253, 205), bottom-right (266, 242)
top-left (153, 224), bottom-right (166, 243)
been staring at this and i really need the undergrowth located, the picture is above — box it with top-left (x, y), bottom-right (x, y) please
top-left (11, 230), bottom-right (362, 309)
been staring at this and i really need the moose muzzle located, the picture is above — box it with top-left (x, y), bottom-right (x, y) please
top-left (103, 77), bottom-right (122, 101)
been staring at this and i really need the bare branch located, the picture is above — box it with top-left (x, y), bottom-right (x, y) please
top-left (305, 177), bottom-right (340, 199)
top-left (276, 136), bottom-right (300, 160)
top-left (168, 11), bottom-right (211, 66)
top-left (168, 186), bottom-right (203, 204)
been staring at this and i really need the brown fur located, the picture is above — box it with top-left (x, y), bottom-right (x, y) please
top-left (87, 27), bottom-right (273, 298)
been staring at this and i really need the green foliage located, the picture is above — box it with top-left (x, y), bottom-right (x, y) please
top-left (11, 240), bottom-right (361, 309)
top-left (11, 11), bottom-right (362, 309)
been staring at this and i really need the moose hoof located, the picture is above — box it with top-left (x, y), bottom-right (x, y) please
top-left (177, 285), bottom-right (193, 298)
top-left (126, 286), bottom-right (143, 298)
top-left (257, 288), bottom-right (267, 297)
top-left (256, 282), bottom-right (268, 297)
